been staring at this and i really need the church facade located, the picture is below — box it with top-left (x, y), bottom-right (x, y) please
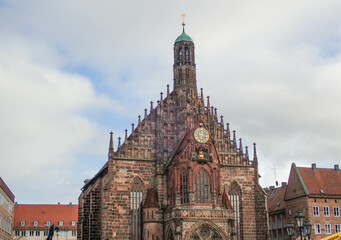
top-left (78, 24), bottom-right (269, 240)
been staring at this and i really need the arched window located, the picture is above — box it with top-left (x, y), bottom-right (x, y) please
top-left (178, 48), bottom-right (183, 65)
top-left (194, 168), bottom-right (212, 203)
top-left (130, 178), bottom-right (143, 240)
top-left (185, 45), bottom-right (190, 62)
top-left (180, 168), bottom-right (189, 204)
top-left (228, 182), bottom-right (242, 240)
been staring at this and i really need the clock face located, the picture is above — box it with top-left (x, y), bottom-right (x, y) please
top-left (194, 127), bottom-right (209, 143)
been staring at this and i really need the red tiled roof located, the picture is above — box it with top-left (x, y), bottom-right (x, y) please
top-left (13, 204), bottom-right (78, 230)
top-left (297, 167), bottom-right (341, 196)
top-left (267, 185), bottom-right (287, 213)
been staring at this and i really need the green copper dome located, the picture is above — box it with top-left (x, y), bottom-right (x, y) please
top-left (175, 31), bottom-right (194, 43)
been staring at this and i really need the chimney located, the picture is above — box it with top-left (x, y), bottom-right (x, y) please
top-left (335, 164), bottom-right (340, 172)
top-left (69, 202), bottom-right (72, 207)
top-left (269, 186), bottom-right (275, 191)
top-left (14, 202), bottom-right (18, 206)
top-left (281, 182), bottom-right (287, 187)
top-left (312, 163), bottom-right (317, 170)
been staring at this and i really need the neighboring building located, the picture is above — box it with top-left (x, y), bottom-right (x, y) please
top-left (267, 183), bottom-right (289, 240)
top-left (0, 177), bottom-right (15, 240)
top-left (78, 23), bottom-right (269, 240)
top-left (267, 163), bottom-right (341, 240)
top-left (13, 203), bottom-right (78, 239)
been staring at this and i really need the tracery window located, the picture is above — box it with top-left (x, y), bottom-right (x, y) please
top-left (130, 178), bottom-right (143, 240)
top-left (194, 168), bottom-right (212, 203)
top-left (180, 168), bottom-right (189, 204)
top-left (228, 182), bottom-right (241, 240)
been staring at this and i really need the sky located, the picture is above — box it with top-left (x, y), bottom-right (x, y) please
top-left (1, 0), bottom-right (341, 204)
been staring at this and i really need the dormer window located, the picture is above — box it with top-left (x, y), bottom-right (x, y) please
top-left (46, 221), bottom-right (51, 226)
top-left (33, 221), bottom-right (38, 226)
top-left (71, 221), bottom-right (76, 226)
top-left (59, 221), bottom-right (63, 226)
top-left (20, 221), bottom-right (25, 226)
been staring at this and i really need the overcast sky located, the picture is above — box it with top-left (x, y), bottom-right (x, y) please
top-left (1, 0), bottom-right (341, 204)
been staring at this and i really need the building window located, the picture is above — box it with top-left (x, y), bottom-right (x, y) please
top-left (15, 230), bottom-right (20, 236)
top-left (314, 223), bottom-right (321, 234)
top-left (59, 220), bottom-right (63, 226)
top-left (33, 220), bottom-right (38, 226)
top-left (30, 230), bottom-right (34, 236)
top-left (313, 206), bottom-right (320, 217)
top-left (36, 231), bottom-right (40, 236)
top-left (71, 220), bottom-right (76, 226)
top-left (72, 230), bottom-right (77, 236)
top-left (194, 168), bottom-right (211, 203)
top-left (46, 221), bottom-right (51, 226)
top-left (334, 207), bottom-right (340, 217)
top-left (336, 224), bottom-right (341, 233)
top-left (130, 178), bottom-right (143, 240)
top-left (229, 181), bottom-right (242, 240)
top-left (325, 224), bottom-right (331, 234)
top-left (20, 220), bottom-right (25, 226)
top-left (324, 206), bottom-right (330, 217)
top-left (21, 230), bottom-right (26, 236)
top-left (180, 168), bottom-right (189, 204)
top-left (44, 230), bottom-right (49, 236)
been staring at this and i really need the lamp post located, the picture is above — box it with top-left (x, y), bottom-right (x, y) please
top-left (295, 210), bottom-right (305, 240)
top-left (303, 219), bottom-right (312, 240)
top-left (286, 210), bottom-right (312, 240)
top-left (286, 220), bottom-right (295, 240)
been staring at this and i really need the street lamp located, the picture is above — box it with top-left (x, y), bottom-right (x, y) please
top-left (286, 221), bottom-right (295, 240)
top-left (303, 220), bottom-right (312, 240)
top-left (295, 210), bottom-right (305, 240)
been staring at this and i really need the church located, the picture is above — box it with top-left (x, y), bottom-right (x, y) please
top-left (78, 22), bottom-right (269, 240)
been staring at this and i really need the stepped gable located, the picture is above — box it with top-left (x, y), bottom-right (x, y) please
top-left (111, 88), bottom-right (254, 168)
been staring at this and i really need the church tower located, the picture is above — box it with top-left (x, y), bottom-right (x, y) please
top-left (173, 20), bottom-right (197, 108)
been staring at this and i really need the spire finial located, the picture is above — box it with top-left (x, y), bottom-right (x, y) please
top-left (181, 13), bottom-right (186, 32)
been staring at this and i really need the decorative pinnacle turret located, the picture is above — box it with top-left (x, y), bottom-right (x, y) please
top-left (131, 123), bottom-right (134, 134)
top-left (245, 146), bottom-right (249, 159)
top-left (150, 101), bottom-right (153, 112)
top-left (144, 108), bottom-right (147, 118)
top-left (118, 137), bottom-right (121, 148)
top-left (138, 115), bottom-right (141, 125)
top-left (233, 130), bottom-right (236, 147)
top-left (125, 129), bottom-right (128, 142)
top-left (253, 143), bottom-right (258, 164)
top-left (167, 84), bottom-right (170, 97)
top-left (239, 138), bottom-right (243, 153)
top-left (109, 131), bottom-right (114, 155)
top-left (160, 92), bottom-right (163, 102)
top-left (226, 123), bottom-right (230, 136)
top-left (207, 96), bottom-right (210, 111)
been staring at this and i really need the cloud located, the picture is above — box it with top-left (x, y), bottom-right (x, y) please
top-left (1, 0), bottom-right (341, 202)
